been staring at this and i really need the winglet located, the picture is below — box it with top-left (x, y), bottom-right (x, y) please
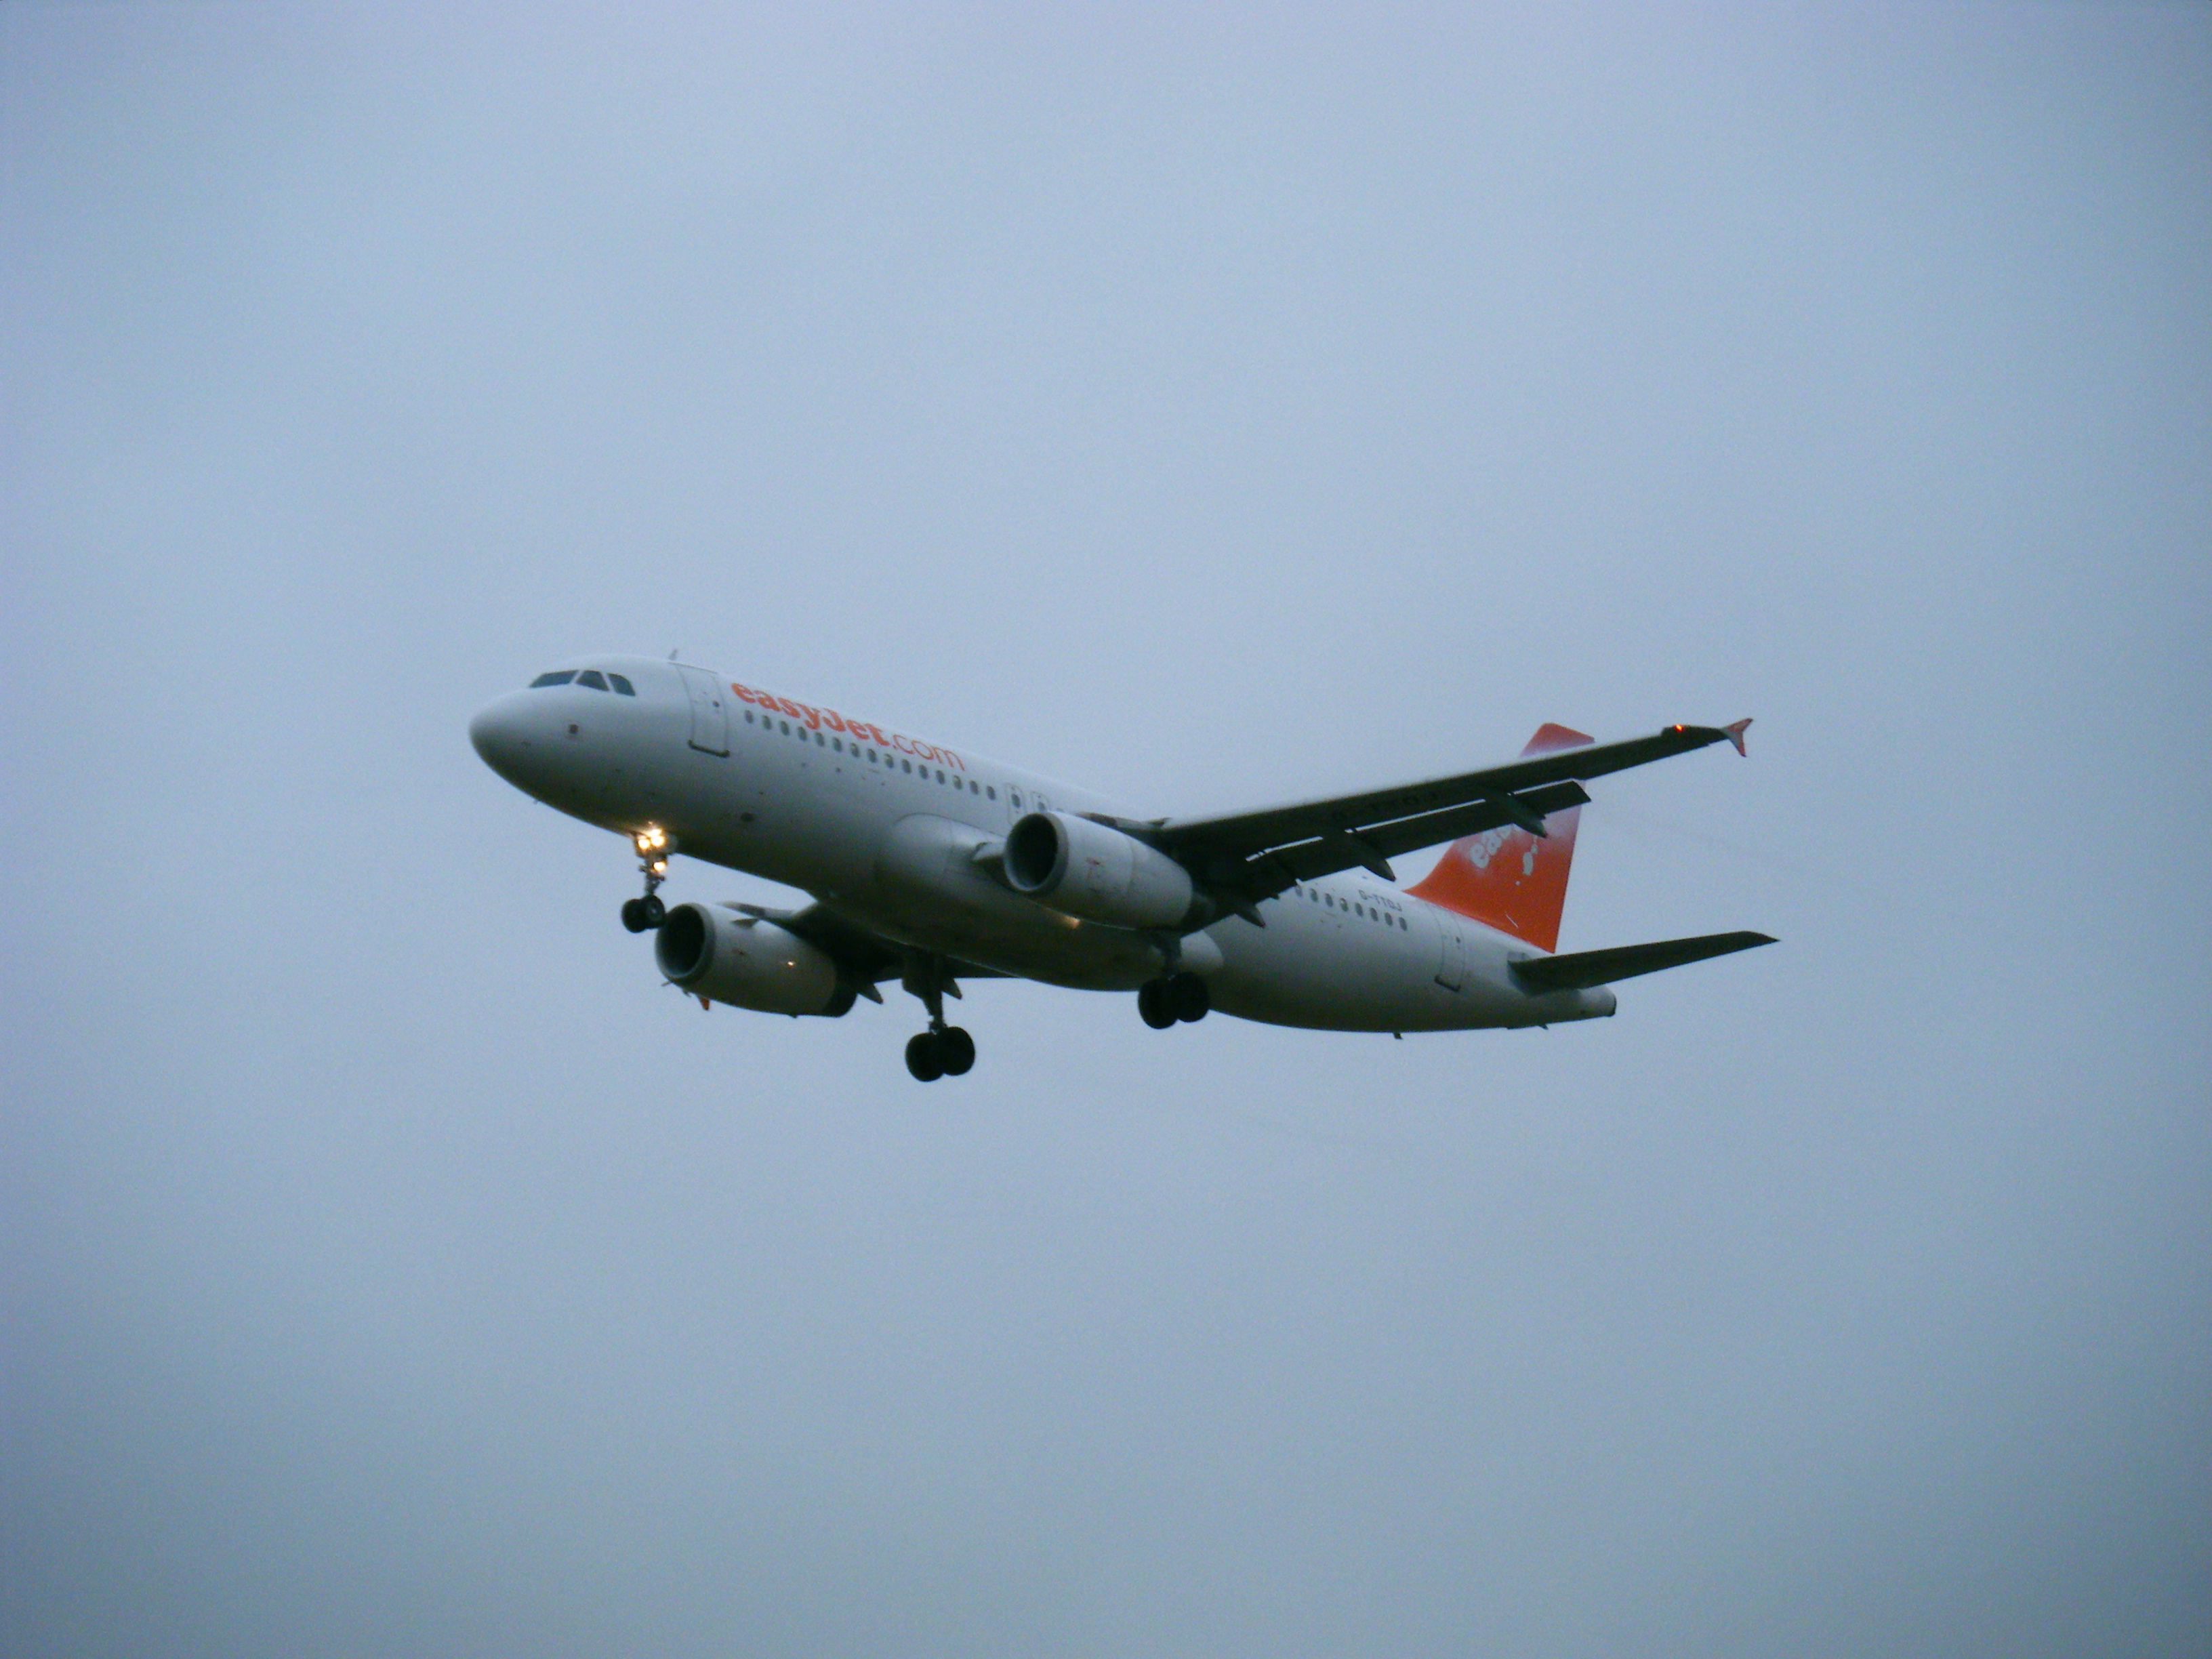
top-left (1723, 718), bottom-right (1752, 757)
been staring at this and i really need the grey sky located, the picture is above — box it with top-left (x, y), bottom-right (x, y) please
top-left (5, 5), bottom-right (2207, 1655)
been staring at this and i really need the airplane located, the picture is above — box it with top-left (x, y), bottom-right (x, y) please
top-left (468, 656), bottom-right (1774, 1081)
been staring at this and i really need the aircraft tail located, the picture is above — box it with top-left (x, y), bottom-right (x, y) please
top-left (1404, 722), bottom-right (1591, 952)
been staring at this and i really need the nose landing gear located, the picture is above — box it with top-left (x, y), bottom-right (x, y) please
top-left (1138, 972), bottom-right (1210, 1028)
top-left (902, 952), bottom-right (976, 1082)
top-left (620, 827), bottom-right (672, 933)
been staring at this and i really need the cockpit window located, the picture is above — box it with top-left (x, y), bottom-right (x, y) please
top-left (529, 670), bottom-right (576, 687)
top-left (607, 673), bottom-right (635, 696)
top-left (575, 670), bottom-right (609, 691)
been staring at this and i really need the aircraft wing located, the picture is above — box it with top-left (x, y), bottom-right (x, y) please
top-left (1120, 721), bottom-right (1749, 899)
top-left (723, 901), bottom-right (1007, 998)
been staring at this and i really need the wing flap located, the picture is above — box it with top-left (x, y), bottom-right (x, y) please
top-left (1509, 930), bottom-right (1776, 993)
top-left (1151, 724), bottom-right (1743, 863)
top-left (1248, 781), bottom-right (1593, 891)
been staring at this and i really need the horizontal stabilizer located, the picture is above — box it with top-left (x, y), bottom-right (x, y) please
top-left (1509, 930), bottom-right (1776, 993)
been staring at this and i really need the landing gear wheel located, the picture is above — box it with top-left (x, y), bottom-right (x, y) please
top-left (1138, 980), bottom-right (1177, 1029)
top-left (905, 1031), bottom-right (944, 1082)
top-left (638, 893), bottom-right (664, 928)
top-left (621, 897), bottom-right (650, 933)
top-left (937, 1026), bottom-right (975, 1076)
top-left (1170, 971), bottom-right (1210, 1023)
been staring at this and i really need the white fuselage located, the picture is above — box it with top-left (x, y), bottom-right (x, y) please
top-left (468, 656), bottom-right (1616, 1033)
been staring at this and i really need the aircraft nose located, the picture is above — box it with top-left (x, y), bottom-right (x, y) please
top-left (468, 693), bottom-right (535, 778)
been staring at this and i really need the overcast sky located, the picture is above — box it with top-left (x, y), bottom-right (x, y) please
top-left (5, 5), bottom-right (2208, 1656)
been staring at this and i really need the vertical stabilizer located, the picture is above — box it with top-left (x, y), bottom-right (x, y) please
top-left (1404, 723), bottom-right (1591, 952)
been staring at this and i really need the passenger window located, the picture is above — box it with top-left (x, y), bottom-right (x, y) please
top-left (1011, 791), bottom-right (1023, 809)
top-left (832, 737), bottom-right (842, 753)
top-left (986, 786), bottom-right (996, 800)
top-left (935, 769), bottom-right (945, 783)
top-left (779, 720), bottom-right (790, 735)
top-left (815, 732), bottom-right (825, 746)
top-left (575, 670), bottom-right (609, 691)
top-left (745, 710), bottom-right (754, 723)
top-left (529, 670), bottom-right (575, 687)
top-left (970, 779), bottom-right (980, 794)
top-left (902, 759), bottom-right (912, 773)
top-left (607, 673), bottom-right (635, 696)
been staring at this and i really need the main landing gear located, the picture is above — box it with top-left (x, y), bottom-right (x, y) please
top-left (1138, 972), bottom-right (1210, 1029)
top-left (902, 951), bottom-right (975, 1082)
top-left (905, 1025), bottom-right (975, 1082)
top-left (620, 827), bottom-right (672, 933)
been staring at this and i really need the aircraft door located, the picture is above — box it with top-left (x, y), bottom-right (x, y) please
top-left (677, 666), bottom-right (729, 756)
top-left (1435, 920), bottom-right (1467, 991)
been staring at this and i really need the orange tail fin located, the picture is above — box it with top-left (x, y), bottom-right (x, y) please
top-left (1404, 723), bottom-right (1591, 952)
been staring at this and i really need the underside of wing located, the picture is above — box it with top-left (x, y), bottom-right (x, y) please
top-left (1121, 721), bottom-right (1750, 899)
top-left (724, 901), bottom-right (1007, 995)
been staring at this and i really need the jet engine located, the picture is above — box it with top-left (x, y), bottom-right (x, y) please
top-left (1003, 810), bottom-right (1197, 929)
top-left (653, 903), bottom-right (857, 1017)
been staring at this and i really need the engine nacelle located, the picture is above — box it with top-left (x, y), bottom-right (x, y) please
top-left (653, 903), bottom-right (856, 1017)
top-left (1003, 811), bottom-right (1196, 929)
